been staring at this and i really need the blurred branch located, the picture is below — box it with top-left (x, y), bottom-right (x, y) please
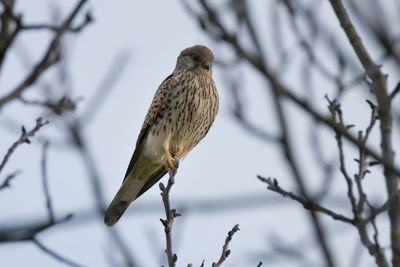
top-left (0, 0), bottom-right (90, 110)
top-left (32, 237), bottom-right (82, 267)
top-left (20, 12), bottom-right (93, 33)
top-left (212, 224), bottom-right (240, 267)
top-left (0, 118), bottom-right (48, 176)
top-left (20, 96), bottom-right (78, 115)
top-left (223, 71), bottom-right (279, 143)
top-left (0, 214), bottom-right (72, 242)
top-left (0, 139), bottom-right (72, 242)
top-left (346, 1), bottom-right (400, 68)
top-left (0, 144), bottom-right (78, 264)
top-left (67, 121), bottom-right (138, 267)
top-left (0, 170), bottom-right (21, 190)
top-left (390, 82), bottom-right (400, 101)
top-left (160, 168), bottom-right (180, 267)
top-left (3, 192), bottom-right (343, 231)
top-left (41, 141), bottom-right (54, 223)
top-left (80, 49), bottom-right (131, 125)
top-left (253, 232), bottom-right (318, 267)
top-left (0, 0), bottom-right (19, 71)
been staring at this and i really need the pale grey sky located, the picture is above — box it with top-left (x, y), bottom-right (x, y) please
top-left (1, 0), bottom-right (398, 266)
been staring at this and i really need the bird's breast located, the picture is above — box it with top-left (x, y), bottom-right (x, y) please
top-left (147, 73), bottom-right (219, 160)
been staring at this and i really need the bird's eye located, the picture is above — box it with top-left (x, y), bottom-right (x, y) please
top-left (192, 55), bottom-right (200, 61)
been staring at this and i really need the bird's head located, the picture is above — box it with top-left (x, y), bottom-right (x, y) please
top-left (176, 45), bottom-right (214, 75)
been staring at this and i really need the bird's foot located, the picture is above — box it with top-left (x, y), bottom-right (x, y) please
top-left (165, 153), bottom-right (175, 171)
top-left (174, 147), bottom-right (183, 157)
top-left (165, 147), bottom-right (183, 170)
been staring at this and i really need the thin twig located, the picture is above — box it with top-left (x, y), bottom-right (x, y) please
top-left (212, 224), bottom-right (240, 267)
top-left (0, 170), bottom-right (21, 190)
top-left (0, 118), bottom-right (48, 175)
top-left (326, 96), bottom-right (389, 267)
top-left (326, 96), bottom-right (358, 216)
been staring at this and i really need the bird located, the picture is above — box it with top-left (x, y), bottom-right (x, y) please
top-left (104, 45), bottom-right (219, 226)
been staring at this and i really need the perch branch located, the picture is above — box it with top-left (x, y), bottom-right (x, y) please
top-left (160, 167), bottom-right (181, 267)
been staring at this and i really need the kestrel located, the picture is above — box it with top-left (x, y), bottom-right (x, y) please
top-left (104, 45), bottom-right (219, 226)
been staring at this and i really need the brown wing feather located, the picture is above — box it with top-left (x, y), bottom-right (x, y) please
top-left (123, 74), bottom-right (174, 181)
top-left (135, 166), bottom-right (168, 199)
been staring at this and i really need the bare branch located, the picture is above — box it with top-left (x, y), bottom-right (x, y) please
top-left (0, 118), bottom-right (48, 176)
top-left (212, 224), bottom-right (240, 267)
top-left (257, 176), bottom-right (354, 224)
top-left (328, 1), bottom-right (400, 265)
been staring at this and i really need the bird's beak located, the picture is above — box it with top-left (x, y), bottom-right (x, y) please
top-left (203, 63), bottom-right (210, 71)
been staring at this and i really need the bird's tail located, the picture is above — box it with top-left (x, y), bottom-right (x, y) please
top-left (104, 176), bottom-right (146, 227)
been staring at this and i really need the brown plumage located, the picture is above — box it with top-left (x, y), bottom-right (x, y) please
top-left (104, 45), bottom-right (219, 226)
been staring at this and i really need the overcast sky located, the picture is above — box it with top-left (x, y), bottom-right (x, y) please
top-left (1, 0), bottom-right (398, 266)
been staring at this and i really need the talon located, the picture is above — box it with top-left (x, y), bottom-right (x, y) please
top-left (164, 146), bottom-right (183, 170)
top-left (174, 147), bottom-right (183, 157)
top-left (165, 152), bottom-right (175, 170)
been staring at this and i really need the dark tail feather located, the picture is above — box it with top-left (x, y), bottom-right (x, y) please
top-left (104, 174), bottom-right (147, 226)
top-left (104, 200), bottom-right (130, 226)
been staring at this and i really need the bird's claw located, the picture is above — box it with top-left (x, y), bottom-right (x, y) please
top-left (165, 154), bottom-right (175, 171)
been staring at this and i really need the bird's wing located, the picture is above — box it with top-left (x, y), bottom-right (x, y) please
top-left (123, 74), bottom-right (174, 181)
top-left (104, 74), bottom-right (175, 226)
top-left (135, 166), bottom-right (167, 199)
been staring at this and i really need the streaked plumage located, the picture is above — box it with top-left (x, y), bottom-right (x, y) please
top-left (104, 45), bottom-right (219, 226)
